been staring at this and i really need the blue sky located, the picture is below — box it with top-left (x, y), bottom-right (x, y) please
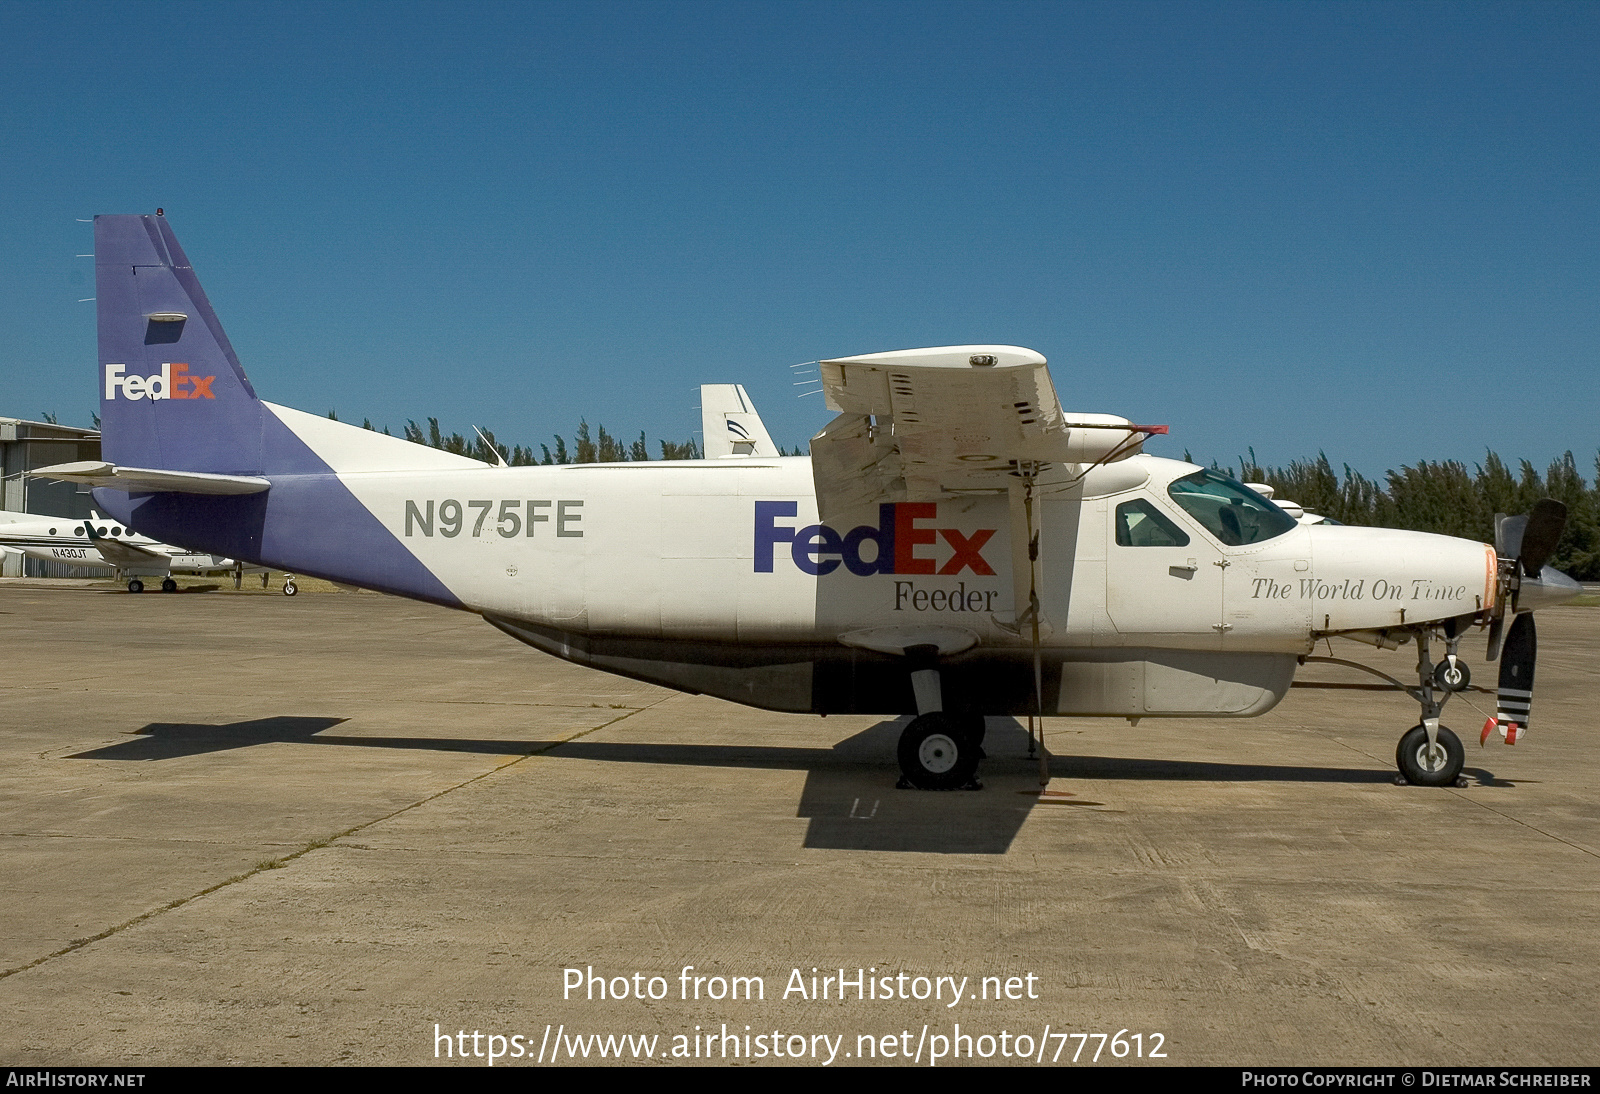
top-left (2, 0), bottom-right (1596, 479)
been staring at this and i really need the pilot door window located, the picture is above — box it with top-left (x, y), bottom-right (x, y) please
top-left (1115, 499), bottom-right (1190, 548)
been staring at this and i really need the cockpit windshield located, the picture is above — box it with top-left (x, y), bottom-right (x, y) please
top-left (1167, 469), bottom-right (1298, 546)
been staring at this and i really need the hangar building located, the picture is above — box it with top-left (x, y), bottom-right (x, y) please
top-left (0, 416), bottom-right (107, 577)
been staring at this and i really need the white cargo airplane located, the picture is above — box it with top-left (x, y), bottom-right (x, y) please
top-left (35, 214), bottom-right (1581, 790)
top-left (0, 510), bottom-right (277, 593)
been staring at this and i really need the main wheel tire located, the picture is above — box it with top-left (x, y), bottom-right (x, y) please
top-left (1396, 724), bottom-right (1464, 787)
top-left (1433, 659), bottom-right (1471, 692)
top-left (952, 713), bottom-right (987, 759)
top-left (160, 578), bottom-right (178, 593)
top-left (897, 713), bottom-right (980, 790)
top-left (127, 579), bottom-right (144, 594)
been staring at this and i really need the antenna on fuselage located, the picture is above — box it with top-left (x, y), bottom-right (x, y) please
top-left (471, 425), bottom-right (509, 468)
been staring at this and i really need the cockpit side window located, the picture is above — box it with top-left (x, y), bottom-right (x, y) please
top-left (1167, 469), bottom-right (1297, 546)
top-left (1115, 498), bottom-right (1191, 547)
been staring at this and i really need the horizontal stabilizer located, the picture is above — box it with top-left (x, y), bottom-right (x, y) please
top-left (31, 461), bottom-right (271, 496)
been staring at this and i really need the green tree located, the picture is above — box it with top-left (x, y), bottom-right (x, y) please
top-left (1540, 452), bottom-right (1598, 578)
top-left (659, 437), bottom-right (701, 459)
top-left (596, 423), bottom-right (626, 462)
top-left (1385, 460), bottom-right (1486, 541)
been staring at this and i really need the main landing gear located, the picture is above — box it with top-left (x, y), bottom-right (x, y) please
top-left (125, 577), bottom-right (179, 593)
top-left (1305, 624), bottom-right (1470, 788)
top-left (894, 645), bottom-right (986, 790)
top-left (897, 712), bottom-right (986, 791)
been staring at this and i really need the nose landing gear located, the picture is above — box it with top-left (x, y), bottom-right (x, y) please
top-left (1305, 626), bottom-right (1470, 787)
top-left (1397, 723), bottom-right (1464, 787)
top-left (1399, 629), bottom-right (1467, 786)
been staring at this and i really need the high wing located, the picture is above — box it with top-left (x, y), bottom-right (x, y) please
top-left (809, 345), bottom-right (1158, 521)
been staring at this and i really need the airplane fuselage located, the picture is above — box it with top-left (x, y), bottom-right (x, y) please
top-left (100, 445), bottom-right (1492, 720)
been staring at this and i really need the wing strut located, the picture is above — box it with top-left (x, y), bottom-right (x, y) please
top-left (1015, 463), bottom-right (1050, 789)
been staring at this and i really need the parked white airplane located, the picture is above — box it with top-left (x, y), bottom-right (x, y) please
top-left (1242, 483), bottom-right (1335, 525)
top-left (35, 214), bottom-right (1581, 790)
top-left (0, 510), bottom-right (277, 593)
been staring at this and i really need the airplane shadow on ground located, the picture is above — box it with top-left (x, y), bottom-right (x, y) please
top-left (69, 716), bottom-right (1513, 853)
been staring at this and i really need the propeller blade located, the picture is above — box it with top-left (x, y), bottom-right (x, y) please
top-left (1485, 613), bottom-right (1504, 662)
top-left (1495, 512), bottom-right (1526, 561)
top-left (1481, 613), bottom-right (1536, 745)
top-left (1518, 499), bottom-right (1567, 576)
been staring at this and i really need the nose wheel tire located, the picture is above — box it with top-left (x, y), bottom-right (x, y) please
top-left (282, 578), bottom-right (298, 596)
top-left (1433, 659), bottom-right (1471, 692)
top-left (897, 713), bottom-right (981, 790)
top-left (1396, 724), bottom-right (1464, 787)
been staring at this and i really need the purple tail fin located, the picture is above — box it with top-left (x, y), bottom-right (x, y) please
top-left (95, 214), bottom-right (265, 473)
top-left (89, 214), bottom-right (464, 607)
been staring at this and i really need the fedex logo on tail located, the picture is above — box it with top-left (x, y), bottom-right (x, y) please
top-left (755, 501), bottom-right (996, 576)
top-left (104, 363), bottom-right (215, 401)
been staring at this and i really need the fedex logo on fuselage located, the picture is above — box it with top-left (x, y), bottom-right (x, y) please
top-left (103, 363), bottom-right (215, 401)
top-left (755, 501), bottom-right (997, 576)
